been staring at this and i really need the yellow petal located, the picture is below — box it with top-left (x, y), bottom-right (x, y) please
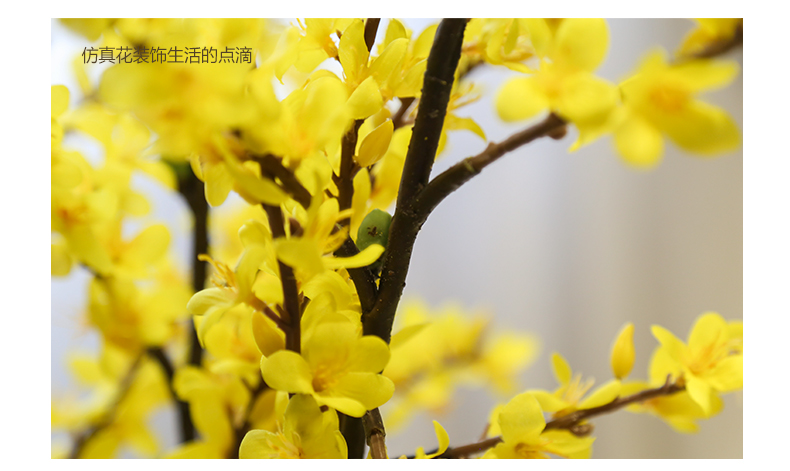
top-left (673, 59), bottom-right (739, 92)
top-left (420, 421), bottom-right (450, 458)
top-left (203, 163), bottom-right (234, 207)
top-left (124, 224), bottom-right (170, 266)
top-left (656, 100), bottom-right (740, 155)
top-left (552, 18), bottom-right (609, 72)
top-left (651, 325), bottom-right (687, 363)
top-left (614, 113), bottom-right (664, 168)
top-left (685, 376), bottom-right (713, 415)
top-left (551, 352), bottom-right (572, 385)
top-left (324, 244), bottom-right (384, 270)
top-left (688, 312), bottom-right (727, 349)
top-left (524, 390), bottom-right (567, 413)
top-left (499, 392), bottom-right (545, 443)
top-left (338, 20), bottom-right (368, 83)
top-left (610, 323), bottom-right (635, 379)
top-left (261, 350), bottom-right (315, 394)
top-left (52, 242), bottom-right (74, 276)
top-left (707, 355), bottom-right (742, 392)
top-left (347, 76), bottom-right (383, 120)
top-left (251, 310), bottom-right (285, 357)
top-left (496, 77), bottom-right (549, 122)
top-left (348, 336), bottom-right (391, 373)
top-left (350, 167), bottom-right (371, 241)
top-left (556, 74), bottom-right (617, 124)
top-left (578, 379), bottom-right (621, 409)
top-left (187, 288), bottom-right (233, 316)
top-left (328, 372), bottom-right (394, 413)
top-left (276, 238), bottom-right (325, 280)
top-left (239, 430), bottom-right (279, 458)
top-left (356, 119), bottom-right (393, 167)
top-left (51, 85), bottom-right (70, 117)
top-left (394, 60), bottom-right (427, 98)
top-left (369, 38), bottom-right (408, 89)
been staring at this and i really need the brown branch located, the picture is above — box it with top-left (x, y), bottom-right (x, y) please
top-left (175, 168), bottom-right (208, 442)
top-left (544, 376), bottom-right (684, 431)
top-left (363, 18), bottom-right (468, 343)
top-left (392, 97), bottom-right (415, 129)
top-left (431, 377), bottom-right (685, 459)
top-left (337, 120), bottom-right (363, 223)
top-left (146, 347), bottom-right (193, 444)
top-left (684, 21), bottom-right (743, 60)
top-left (252, 153), bottom-right (312, 208)
top-left (335, 238), bottom-right (378, 314)
top-left (416, 113), bottom-right (566, 218)
top-left (363, 408), bottom-right (387, 459)
top-left (229, 380), bottom-right (270, 459)
top-left (364, 18), bottom-right (381, 52)
top-left (261, 203), bottom-right (301, 353)
top-left (69, 355), bottom-right (143, 458)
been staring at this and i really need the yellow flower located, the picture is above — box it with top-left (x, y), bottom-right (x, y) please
top-left (273, 198), bottom-right (385, 284)
top-left (613, 50), bottom-right (740, 167)
top-left (620, 381), bottom-right (723, 433)
top-left (496, 18), bottom-right (617, 128)
top-left (168, 366), bottom-right (252, 458)
top-left (240, 394), bottom-right (347, 459)
top-left (651, 312), bottom-right (743, 415)
top-left (261, 319), bottom-right (394, 417)
top-left (187, 246), bottom-right (268, 344)
top-left (483, 393), bottom-right (594, 459)
top-left (527, 353), bottom-right (621, 417)
top-left (53, 349), bottom-right (170, 458)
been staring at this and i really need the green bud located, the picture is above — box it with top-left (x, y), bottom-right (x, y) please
top-left (356, 209), bottom-right (392, 251)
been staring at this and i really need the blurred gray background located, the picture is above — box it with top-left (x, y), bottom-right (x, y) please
top-left (52, 18), bottom-right (742, 458)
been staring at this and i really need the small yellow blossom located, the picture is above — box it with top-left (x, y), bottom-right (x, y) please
top-left (261, 319), bottom-right (394, 417)
top-left (650, 312), bottom-right (742, 415)
top-left (240, 394), bottom-right (347, 459)
top-left (483, 392), bottom-right (594, 459)
top-left (613, 50), bottom-right (740, 167)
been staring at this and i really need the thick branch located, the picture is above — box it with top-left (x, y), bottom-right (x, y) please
top-left (395, 18), bottom-right (467, 205)
top-left (364, 18), bottom-right (468, 343)
top-left (339, 413), bottom-right (366, 459)
top-left (417, 113), bottom-right (566, 217)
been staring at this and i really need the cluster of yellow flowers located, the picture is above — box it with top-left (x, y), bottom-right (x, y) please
top-left (52, 18), bottom-right (742, 459)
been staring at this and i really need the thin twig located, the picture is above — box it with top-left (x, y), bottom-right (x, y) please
top-left (252, 153), bottom-right (312, 208)
top-left (416, 113), bottom-right (566, 218)
top-left (685, 22), bottom-right (743, 60)
top-left (69, 355), bottom-right (143, 458)
top-left (430, 377), bottom-right (685, 459)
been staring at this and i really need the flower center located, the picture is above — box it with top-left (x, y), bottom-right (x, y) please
top-left (649, 83), bottom-right (689, 113)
